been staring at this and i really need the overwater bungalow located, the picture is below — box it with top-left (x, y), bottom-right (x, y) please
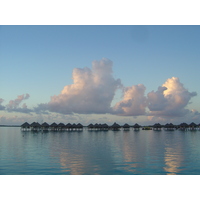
top-left (102, 123), bottom-right (109, 131)
top-left (30, 122), bottom-right (41, 131)
top-left (179, 123), bottom-right (188, 131)
top-left (87, 123), bottom-right (108, 131)
top-left (93, 123), bottom-right (100, 131)
top-left (189, 122), bottom-right (197, 131)
top-left (100, 124), bottom-right (104, 130)
top-left (41, 122), bottom-right (49, 131)
top-left (99, 124), bottom-right (108, 131)
top-left (153, 123), bottom-right (162, 131)
top-left (71, 123), bottom-right (78, 131)
top-left (122, 123), bottom-right (130, 131)
top-left (50, 122), bottom-right (58, 131)
top-left (65, 123), bottom-right (72, 131)
top-left (76, 123), bottom-right (83, 131)
top-left (21, 122), bottom-right (30, 131)
top-left (57, 123), bottom-right (65, 131)
top-left (164, 123), bottom-right (175, 131)
top-left (133, 123), bottom-right (140, 131)
top-left (99, 124), bottom-right (104, 130)
top-left (110, 122), bottom-right (121, 131)
top-left (88, 123), bottom-right (94, 130)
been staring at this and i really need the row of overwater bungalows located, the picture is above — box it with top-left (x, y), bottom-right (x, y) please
top-left (21, 122), bottom-right (200, 132)
top-left (21, 122), bottom-right (141, 132)
top-left (148, 122), bottom-right (200, 131)
top-left (21, 122), bottom-right (84, 131)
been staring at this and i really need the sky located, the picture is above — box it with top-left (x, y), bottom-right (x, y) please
top-left (1, 25), bottom-right (200, 125)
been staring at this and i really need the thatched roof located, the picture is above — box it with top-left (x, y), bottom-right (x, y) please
top-left (71, 123), bottom-right (77, 128)
top-left (122, 123), bottom-right (130, 128)
top-left (164, 123), bottom-right (174, 128)
top-left (30, 122), bottom-right (36, 126)
top-left (111, 122), bottom-right (121, 128)
top-left (41, 122), bottom-right (49, 127)
top-left (164, 123), bottom-right (169, 127)
top-left (21, 122), bottom-right (30, 127)
top-left (50, 122), bottom-right (58, 127)
top-left (58, 123), bottom-right (65, 127)
top-left (180, 122), bottom-right (188, 127)
top-left (102, 123), bottom-right (109, 128)
top-left (189, 122), bottom-right (197, 127)
top-left (153, 123), bottom-right (162, 128)
top-left (30, 122), bottom-right (41, 127)
top-left (133, 123), bottom-right (140, 128)
top-left (88, 123), bottom-right (94, 128)
top-left (65, 123), bottom-right (72, 128)
top-left (169, 123), bottom-right (174, 127)
top-left (36, 122), bottom-right (41, 127)
top-left (94, 123), bottom-right (99, 128)
top-left (77, 123), bottom-right (83, 128)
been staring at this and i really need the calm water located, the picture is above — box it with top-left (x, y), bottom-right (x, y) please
top-left (1, 127), bottom-right (200, 175)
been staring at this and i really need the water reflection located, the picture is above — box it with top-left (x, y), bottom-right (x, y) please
top-left (59, 152), bottom-right (86, 175)
top-left (49, 131), bottom-right (117, 174)
top-left (121, 132), bottom-right (138, 173)
top-left (163, 147), bottom-right (183, 175)
top-left (163, 132), bottom-right (184, 175)
top-left (2, 128), bottom-right (200, 174)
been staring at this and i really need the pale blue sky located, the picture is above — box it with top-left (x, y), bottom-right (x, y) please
top-left (0, 25), bottom-right (200, 125)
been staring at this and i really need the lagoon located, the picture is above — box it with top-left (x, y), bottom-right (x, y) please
top-left (1, 127), bottom-right (200, 175)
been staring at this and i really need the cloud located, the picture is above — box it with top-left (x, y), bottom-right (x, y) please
top-left (0, 98), bottom-right (5, 110)
top-left (147, 86), bottom-right (169, 111)
top-left (112, 84), bottom-right (147, 116)
top-left (7, 93), bottom-right (30, 109)
top-left (33, 58), bottom-right (197, 121)
top-left (147, 77), bottom-right (197, 117)
top-left (0, 115), bottom-right (17, 125)
top-left (47, 58), bottom-right (122, 114)
top-left (34, 103), bottom-right (49, 114)
top-left (1, 58), bottom-right (198, 124)
top-left (6, 94), bottom-right (32, 113)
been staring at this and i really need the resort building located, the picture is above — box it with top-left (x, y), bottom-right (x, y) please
top-left (153, 123), bottom-right (162, 131)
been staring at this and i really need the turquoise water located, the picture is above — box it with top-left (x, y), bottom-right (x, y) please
top-left (1, 127), bottom-right (200, 175)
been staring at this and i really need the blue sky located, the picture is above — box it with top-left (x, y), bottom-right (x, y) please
top-left (0, 25), bottom-right (200, 125)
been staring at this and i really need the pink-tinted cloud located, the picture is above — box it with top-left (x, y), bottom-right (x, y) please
top-left (33, 59), bottom-right (197, 121)
top-left (112, 84), bottom-right (147, 116)
top-left (6, 94), bottom-right (32, 113)
top-left (2, 59), bottom-right (197, 123)
top-left (48, 58), bottom-right (122, 114)
top-left (147, 77), bottom-right (197, 117)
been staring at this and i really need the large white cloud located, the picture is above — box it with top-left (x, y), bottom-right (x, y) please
top-left (34, 61), bottom-right (197, 120)
top-left (48, 58), bottom-right (122, 114)
top-left (1, 59), bottom-right (198, 124)
top-left (112, 84), bottom-right (147, 116)
top-left (147, 77), bottom-right (197, 117)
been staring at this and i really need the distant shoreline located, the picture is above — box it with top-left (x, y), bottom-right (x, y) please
top-left (0, 125), bottom-right (20, 127)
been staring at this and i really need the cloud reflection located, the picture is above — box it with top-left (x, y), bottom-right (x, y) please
top-left (49, 131), bottom-right (115, 175)
top-left (163, 146), bottom-right (184, 175)
top-left (59, 152), bottom-right (86, 175)
top-left (121, 132), bottom-right (138, 173)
